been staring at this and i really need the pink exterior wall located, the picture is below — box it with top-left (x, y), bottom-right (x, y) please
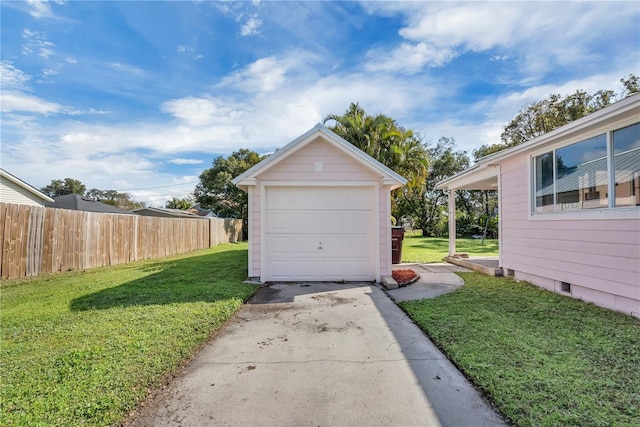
top-left (257, 137), bottom-right (381, 182)
top-left (500, 154), bottom-right (640, 317)
top-left (248, 136), bottom-right (394, 281)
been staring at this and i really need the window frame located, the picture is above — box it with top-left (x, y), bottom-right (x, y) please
top-left (528, 120), bottom-right (640, 221)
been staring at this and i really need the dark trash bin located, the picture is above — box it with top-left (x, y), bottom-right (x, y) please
top-left (391, 226), bottom-right (405, 264)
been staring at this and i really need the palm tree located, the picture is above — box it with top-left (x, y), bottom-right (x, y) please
top-left (323, 103), bottom-right (428, 183)
top-left (323, 103), bottom-right (429, 217)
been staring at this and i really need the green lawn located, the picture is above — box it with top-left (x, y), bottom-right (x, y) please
top-left (401, 230), bottom-right (498, 263)
top-left (401, 273), bottom-right (640, 427)
top-left (0, 243), bottom-right (258, 426)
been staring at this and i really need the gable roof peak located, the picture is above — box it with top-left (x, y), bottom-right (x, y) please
top-left (232, 124), bottom-right (407, 189)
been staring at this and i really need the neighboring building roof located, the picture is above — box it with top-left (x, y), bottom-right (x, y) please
top-left (0, 168), bottom-right (54, 203)
top-left (186, 204), bottom-right (217, 218)
top-left (45, 194), bottom-right (136, 215)
top-left (232, 123), bottom-right (408, 190)
top-left (133, 207), bottom-right (206, 218)
top-left (437, 93), bottom-right (640, 191)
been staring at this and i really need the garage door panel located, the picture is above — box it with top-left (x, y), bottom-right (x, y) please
top-left (269, 237), bottom-right (294, 256)
top-left (347, 260), bottom-right (373, 276)
top-left (294, 237), bottom-right (323, 254)
top-left (265, 186), bottom-right (376, 281)
top-left (345, 189), bottom-right (374, 208)
top-left (267, 212), bottom-right (295, 233)
top-left (346, 211), bottom-right (373, 233)
top-left (270, 261), bottom-right (294, 278)
top-left (346, 236), bottom-right (371, 254)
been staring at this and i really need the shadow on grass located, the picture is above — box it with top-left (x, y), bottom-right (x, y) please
top-left (71, 246), bottom-right (255, 311)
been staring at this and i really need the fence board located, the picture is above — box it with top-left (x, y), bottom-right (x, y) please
top-left (26, 206), bottom-right (45, 276)
top-left (15, 204), bottom-right (29, 278)
top-left (0, 203), bottom-right (243, 279)
top-left (0, 204), bottom-right (6, 277)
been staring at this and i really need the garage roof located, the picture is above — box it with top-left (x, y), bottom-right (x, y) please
top-left (232, 123), bottom-right (407, 190)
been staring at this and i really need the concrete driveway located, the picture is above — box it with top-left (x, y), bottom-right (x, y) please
top-left (127, 282), bottom-right (506, 427)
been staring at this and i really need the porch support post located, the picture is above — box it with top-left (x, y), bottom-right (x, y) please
top-left (448, 189), bottom-right (456, 256)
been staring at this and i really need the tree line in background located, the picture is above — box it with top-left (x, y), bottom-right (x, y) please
top-left (43, 74), bottom-right (637, 237)
top-left (40, 178), bottom-right (145, 210)
top-left (194, 73), bottom-right (637, 239)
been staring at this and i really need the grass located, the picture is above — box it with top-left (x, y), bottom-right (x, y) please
top-left (401, 230), bottom-right (499, 263)
top-left (400, 273), bottom-right (640, 427)
top-left (0, 243), bottom-right (258, 426)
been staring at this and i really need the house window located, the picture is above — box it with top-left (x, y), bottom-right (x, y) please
top-left (612, 123), bottom-right (640, 207)
top-left (534, 152), bottom-right (554, 212)
top-left (555, 134), bottom-right (608, 211)
top-left (532, 122), bottom-right (639, 213)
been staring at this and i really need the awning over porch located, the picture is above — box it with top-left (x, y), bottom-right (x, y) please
top-left (435, 163), bottom-right (500, 257)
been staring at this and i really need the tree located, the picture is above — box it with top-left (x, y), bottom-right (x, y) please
top-left (86, 188), bottom-right (144, 210)
top-left (323, 103), bottom-right (429, 216)
top-left (474, 73), bottom-right (639, 158)
top-left (41, 178), bottom-right (86, 197)
top-left (194, 149), bottom-right (265, 239)
top-left (166, 197), bottom-right (193, 210)
top-left (397, 137), bottom-right (470, 236)
top-left (620, 73), bottom-right (639, 95)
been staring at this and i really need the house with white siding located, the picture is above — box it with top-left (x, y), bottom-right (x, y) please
top-left (233, 124), bottom-right (406, 283)
top-left (437, 93), bottom-right (640, 318)
top-left (0, 169), bottom-right (54, 207)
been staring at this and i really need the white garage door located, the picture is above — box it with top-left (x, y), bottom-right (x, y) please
top-left (265, 186), bottom-right (376, 281)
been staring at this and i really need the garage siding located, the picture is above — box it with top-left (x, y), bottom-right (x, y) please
top-left (250, 188), bottom-right (260, 277)
top-left (379, 185), bottom-right (391, 276)
top-left (249, 136), bottom-right (395, 282)
top-left (257, 137), bottom-right (381, 182)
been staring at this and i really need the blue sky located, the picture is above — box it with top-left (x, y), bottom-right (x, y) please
top-left (2, 1), bottom-right (639, 206)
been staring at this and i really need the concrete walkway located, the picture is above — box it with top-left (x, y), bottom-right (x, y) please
top-left (387, 263), bottom-right (469, 302)
top-left (127, 280), bottom-right (506, 427)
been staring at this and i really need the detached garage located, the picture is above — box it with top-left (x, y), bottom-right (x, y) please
top-left (232, 124), bottom-right (406, 283)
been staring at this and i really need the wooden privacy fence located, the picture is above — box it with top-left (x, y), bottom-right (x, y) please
top-left (0, 203), bottom-right (243, 280)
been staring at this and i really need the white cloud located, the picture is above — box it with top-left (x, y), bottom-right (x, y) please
top-left (241, 14), bottom-right (262, 36)
top-left (109, 62), bottom-right (146, 76)
top-left (1, 91), bottom-right (62, 114)
top-left (366, 42), bottom-right (457, 74)
top-left (26, 0), bottom-right (64, 19)
top-left (1, 89), bottom-right (109, 116)
top-left (398, 3), bottom-right (522, 50)
top-left (363, 2), bottom-right (639, 76)
top-left (41, 68), bottom-right (58, 77)
top-left (221, 56), bottom-right (289, 93)
top-left (177, 45), bottom-right (204, 60)
top-left (22, 28), bottom-right (56, 59)
top-left (1, 60), bottom-right (31, 89)
top-left (169, 158), bottom-right (204, 165)
top-left (161, 97), bottom-right (241, 127)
